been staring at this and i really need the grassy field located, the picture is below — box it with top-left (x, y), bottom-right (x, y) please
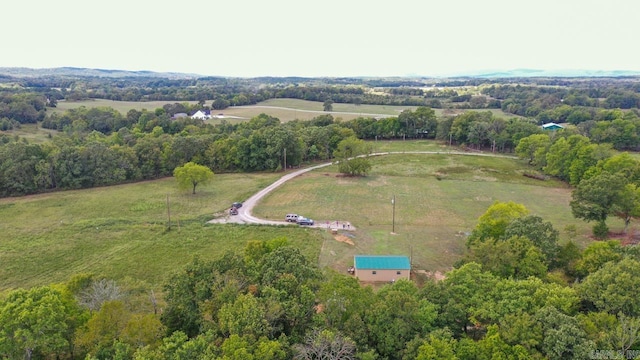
top-left (0, 140), bottom-right (609, 292)
top-left (51, 99), bottom-right (202, 115)
top-left (1, 123), bottom-right (57, 143)
top-left (50, 98), bottom-right (414, 122)
top-left (49, 98), bottom-right (520, 122)
top-left (0, 172), bottom-right (329, 291)
top-left (254, 148), bottom-right (602, 274)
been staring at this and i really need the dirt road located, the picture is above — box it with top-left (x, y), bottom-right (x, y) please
top-left (208, 161), bottom-right (333, 227)
top-left (207, 151), bottom-right (516, 226)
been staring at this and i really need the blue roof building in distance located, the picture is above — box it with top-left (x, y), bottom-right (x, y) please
top-left (542, 122), bottom-right (564, 131)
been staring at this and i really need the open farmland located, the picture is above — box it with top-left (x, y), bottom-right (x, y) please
top-left (0, 141), bottom-right (608, 291)
top-left (51, 99), bottom-right (202, 115)
top-left (252, 144), bottom-right (602, 274)
top-left (0, 172), bottom-right (327, 291)
top-left (50, 98), bottom-right (520, 123)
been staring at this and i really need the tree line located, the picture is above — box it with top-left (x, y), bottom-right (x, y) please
top-left (1, 105), bottom-right (550, 198)
top-left (7, 100), bottom-right (640, 198)
top-left (516, 130), bottom-right (640, 237)
top-left (482, 84), bottom-right (640, 119)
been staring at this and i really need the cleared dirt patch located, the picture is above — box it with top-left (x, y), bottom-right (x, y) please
top-left (414, 269), bottom-right (446, 281)
top-left (334, 234), bottom-right (354, 246)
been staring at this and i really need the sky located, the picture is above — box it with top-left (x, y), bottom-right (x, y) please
top-left (3, 0), bottom-right (639, 77)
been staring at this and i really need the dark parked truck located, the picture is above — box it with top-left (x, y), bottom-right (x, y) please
top-left (296, 217), bottom-right (314, 226)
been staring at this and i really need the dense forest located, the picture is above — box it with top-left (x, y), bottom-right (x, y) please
top-left (1, 71), bottom-right (640, 359)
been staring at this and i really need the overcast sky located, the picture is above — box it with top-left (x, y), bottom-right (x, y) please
top-left (3, 0), bottom-right (638, 77)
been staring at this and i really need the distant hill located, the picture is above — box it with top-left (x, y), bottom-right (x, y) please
top-left (0, 67), bottom-right (201, 79)
top-left (1, 66), bottom-right (639, 81)
top-left (452, 68), bottom-right (640, 78)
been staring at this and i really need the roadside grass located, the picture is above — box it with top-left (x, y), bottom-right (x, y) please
top-left (254, 153), bottom-right (604, 274)
top-left (0, 173), bottom-right (328, 290)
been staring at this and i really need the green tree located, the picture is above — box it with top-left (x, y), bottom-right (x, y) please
top-left (212, 98), bottom-right (230, 110)
top-left (415, 330), bottom-right (458, 360)
top-left (473, 277), bottom-right (579, 326)
top-left (133, 330), bottom-right (218, 360)
top-left (76, 300), bottom-right (164, 357)
top-left (0, 286), bottom-right (87, 360)
top-left (578, 257), bottom-right (640, 316)
top-left (422, 262), bottom-right (497, 337)
top-left (314, 273), bottom-right (375, 335)
top-left (534, 306), bottom-right (595, 359)
top-left (577, 311), bottom-right (618, 350)
top-left (258, 247), bottom-right (320, 340)
top-left (323, 99), bottom-right (334, 112)
top-left (218, 293), bottom-right (269, 338)
top-left (366, 280), bottom-right (437, 359)
top-left (574, 240), bottom-right (623, 277)
top-left (173, 161), bottom-right (214, 194)
top-left (570, 172), bottom-right (626, 227)
top-left (414, 106), bottom-right (438, 139)
top-left (466, 201), bottom-right (529, 247)
top-left (596, 153), bottom-right (640, 182)
top-left (544, 135), bottom-right (592, 182)
top-left (465, 236), bottom-right (548, 279)
top-left (334, 137), bottom-right (372, 176)
top-left (613, 184), bottom-right (640, 233)
top-left (161, 258), bottom-right (218, 337)
top-left (504, 215), bottom-right (560, 265)
top-left (499, 313), bottom-right (543, 354)
top-left (475, 325), bottom-right (530, 359)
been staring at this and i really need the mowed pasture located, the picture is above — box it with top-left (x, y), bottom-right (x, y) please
top-left (51, 99), bottom-right (202, 115)
top-left (0, 172), bottom-right (327, 291)
top-left (254, 144), bottom-right (603, 273)
top-left (50, 98), bottom-right (412, 122)
top-left (0, 141), bottom-right (607, 291)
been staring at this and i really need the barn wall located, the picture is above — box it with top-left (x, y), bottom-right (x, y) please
top-left (355, 269), bottom-right (409, 282)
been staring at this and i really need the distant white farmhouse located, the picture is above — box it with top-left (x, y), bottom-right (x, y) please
top-left (191, 110), bottom-right (212, 120)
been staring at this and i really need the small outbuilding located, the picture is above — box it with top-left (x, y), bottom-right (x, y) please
top-left (353, 255), bottom-right (411, 282)
top-left (541, 122), bottom-right (564, 131)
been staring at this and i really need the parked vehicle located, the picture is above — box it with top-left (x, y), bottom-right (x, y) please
top-left (296, 217), bottom-right (314, 226)
top-left (231, 202), bottom-right (243, 209)
top-left (229, 207), bottom-right (238, 215)
top-left (285, 214), bottom-right (299, 222)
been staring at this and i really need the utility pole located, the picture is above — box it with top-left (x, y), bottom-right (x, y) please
top-left (283, 148), bottom-right (287, 171)
top-left (392, 195), bottom-right (396, 234)
top-left (166, 194), bottom-right (171, 230)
